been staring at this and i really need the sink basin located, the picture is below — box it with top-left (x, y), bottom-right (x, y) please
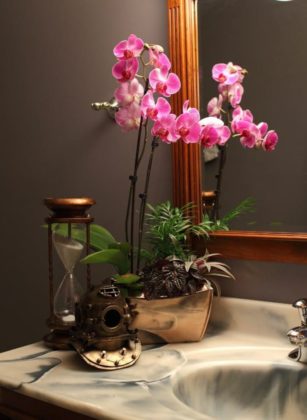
top-left (173, 359), bottom-right (307, 420)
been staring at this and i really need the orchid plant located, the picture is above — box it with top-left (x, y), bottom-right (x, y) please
top-left (110, 33), bottom-right (211, 276)
top-left (83, 35), bottom-right (278, 294)
top-left (202, 62), bottom-right (278, 221)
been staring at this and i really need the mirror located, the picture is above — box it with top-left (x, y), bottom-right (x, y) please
top-left (167, 0), bottom-right (307, 263)
top-left (198, 0), bottom-right (307, 232)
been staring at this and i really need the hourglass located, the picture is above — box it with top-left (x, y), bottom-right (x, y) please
top-left (44, 197), bottom-right (95, 349)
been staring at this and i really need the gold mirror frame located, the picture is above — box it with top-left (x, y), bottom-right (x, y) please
top-left (168, 0), bottom-right (307, 264)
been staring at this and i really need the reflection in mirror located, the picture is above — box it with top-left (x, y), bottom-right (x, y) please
top-left (199, 0), bottom-right (307, 231)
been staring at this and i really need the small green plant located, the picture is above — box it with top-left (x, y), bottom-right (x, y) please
top-left (145, 201), bottom-right (211, 260)
top-left (204, 197), bottom-right (256, 231)
top-left (140, 201), bottom-right (234, 298)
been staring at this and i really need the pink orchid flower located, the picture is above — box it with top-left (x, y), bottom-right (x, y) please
top-left (239, 123), bottom-right (259, 148)
top-left (114, 78), bottom-right (144, 106)
top-left (262, 130), bottom-right (278, 151)
top-left (200, 117), bottom-right (231, 147)
top-left (175, 100), bottom-right (201, 144)
top-left (232, 119), bottom-right (260, 149)
top-left (231, 108), bottom-right (273, 149)
top-left (115, 102), bottom-right (141, 132)
top-left (207, 95), bottom-right (224, 117)
top-left (152, 113), bottom-right (179, 144)
top-left (218, 82), bottom-right (244, 108)
top-left (112, 58), bottom-right (139, 83)
top-left (231, 106), bottom-right (254, 132)
top-left (141, 90), bottom-right (171, 121)
top-left (149, 67), bottom-right (181, 97)
top-left (212, 62), bottom-right (245, 86)
top-left (149, 48), bottom-right (171, 71)
top-left (113, 34), bottom-right (144, 60)
top-left (232, 106), bottom-right (254, 122)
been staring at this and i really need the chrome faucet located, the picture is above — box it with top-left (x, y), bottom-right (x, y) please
top-left (287, 298), bottom-right (307, 363)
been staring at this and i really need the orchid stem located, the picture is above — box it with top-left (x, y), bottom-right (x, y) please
top-left (213, 145), bottom-right (227, 221)
top-left (136, 137), bottom-right (159, 272)
top-left (212, 103), bottom-right (232, 221)
top-left (127, 117), bottom-right (143, 273)
top-left (125, 78), bottom-right (149, 273)
top-left (137, 120), bottom-right (149, 167)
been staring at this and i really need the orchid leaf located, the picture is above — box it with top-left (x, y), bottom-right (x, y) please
top-left (113, 273), bottom-right (140, 284)
top-left (90, 224), bottom-right (116, 250)
top-left (108, 241), bottom-right (130, 255)
top-left (81, 249), bottom-right (129, 275)
top-left (46, 223), bottom-right (116, 250)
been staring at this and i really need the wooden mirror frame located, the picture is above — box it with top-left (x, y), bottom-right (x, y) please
top-left (168, 0), bottom-right (307, 264)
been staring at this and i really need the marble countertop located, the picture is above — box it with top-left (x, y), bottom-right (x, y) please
top-left (0, 297), bottom-right (305, 420)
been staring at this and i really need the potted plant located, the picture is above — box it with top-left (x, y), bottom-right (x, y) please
top-left (127, 201), bottom-right (234, 343)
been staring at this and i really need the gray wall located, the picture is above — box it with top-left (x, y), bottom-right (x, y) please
top-left (0, 0), bottom-right (171, 352)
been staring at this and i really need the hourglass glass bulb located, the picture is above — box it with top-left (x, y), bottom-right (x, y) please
top-left (53, 234), bottom-right (84, 272)
top-left (54, 272), bottom-right (83, 324)
top-left (53, 226), bottom-right (85, 325)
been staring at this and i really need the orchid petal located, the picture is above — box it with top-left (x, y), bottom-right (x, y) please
top-left (258, 122), bottom-right (269, 137)
top-left (165, 73), bottom-right (181, 95)
top-left (263, 130), bottom-right (278, 151)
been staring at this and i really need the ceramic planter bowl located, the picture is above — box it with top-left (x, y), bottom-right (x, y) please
top-left (128, 286), bottom-right (213, 344)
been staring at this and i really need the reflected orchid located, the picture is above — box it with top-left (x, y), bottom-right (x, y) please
top-left (207, 95), bottom-right (224, 117)
top-left (262, 130), bottom-right (278, 151)
top-left (212, 62), bottom-right (245, 85)
top-left (200, 117), bottom-right (231, 147)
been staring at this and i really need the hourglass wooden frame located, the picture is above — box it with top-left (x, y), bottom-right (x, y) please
top-left (44, 198), bottom-right (95, 348)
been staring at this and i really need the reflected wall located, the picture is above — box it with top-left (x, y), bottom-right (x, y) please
top-left (199, 0), bottom-right (307, 231)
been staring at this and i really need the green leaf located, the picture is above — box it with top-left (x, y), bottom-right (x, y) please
top-left (221, 197), bottom-right (256, 226)
top-left (138, 248), bottom-right (152, 263)
top-left (80, 249), bottom-right (129, 275)
top-left (113, 273), bottom-right (140, 284)
top-left (90, 224), bottom-right (116, 250)
top-left (108, 241), bottom-right (130, 255)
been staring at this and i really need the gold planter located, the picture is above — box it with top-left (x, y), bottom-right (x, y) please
top-left (128, 286), bottom-right (213, 344)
